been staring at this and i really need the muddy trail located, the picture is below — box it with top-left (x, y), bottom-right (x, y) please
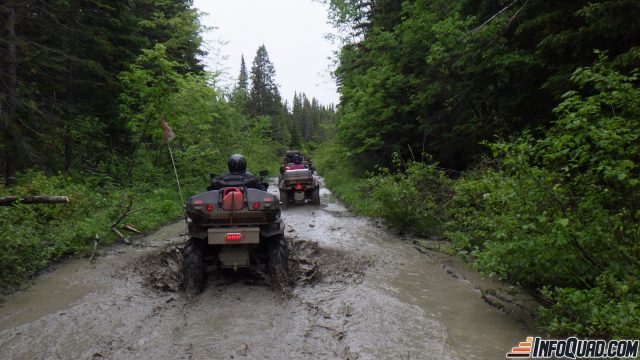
top-left (0, 180), bottom-right (536, 359)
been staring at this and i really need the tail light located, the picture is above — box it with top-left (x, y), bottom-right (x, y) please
top-left (295, 184), bottom-right (303, 190)
top-left (206, 204), bottom-right (214, 212)
top-left (225, 233), bottom-right (242, 241)
top-left (252, 201), bottom-right (261, 209)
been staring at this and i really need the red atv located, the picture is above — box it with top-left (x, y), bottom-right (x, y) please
top-left (278, 163), bottom-right (320, 206)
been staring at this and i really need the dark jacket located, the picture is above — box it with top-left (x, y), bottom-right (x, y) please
top-left (208, 171), bottom-right (265, 191)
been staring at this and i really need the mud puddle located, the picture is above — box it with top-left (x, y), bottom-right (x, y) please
top-left (133, 236), bottom-right (368, 294)
top-left (1, 179), bottom-right (536, 359)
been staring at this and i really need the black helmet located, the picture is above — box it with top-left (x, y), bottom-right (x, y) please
top-left (293, 155), bottom-right (302, 164)
top-left (228, 154), bottom-right (247, 174)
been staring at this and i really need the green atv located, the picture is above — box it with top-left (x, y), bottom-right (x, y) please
top-left (183, 180), bottom-right (289, 293)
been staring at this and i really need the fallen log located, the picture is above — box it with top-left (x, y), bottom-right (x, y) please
top-left (0, 196), bottom-right (69, 206)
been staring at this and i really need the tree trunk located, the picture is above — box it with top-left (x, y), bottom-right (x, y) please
top-left (63, 0), bottom-right (77, 174)
top-left (2, 6), bottom-right (18, 184)
top-left (0, 196), bottom-right (70, 206)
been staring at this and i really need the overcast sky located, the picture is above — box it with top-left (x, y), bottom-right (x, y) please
top-left (192, 0), bottom-right (340, 106)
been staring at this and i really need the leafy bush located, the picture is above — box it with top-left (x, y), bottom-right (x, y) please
top-left (0, 172), bottom-right (187, 292)
top-left (320, 56), bottom-right (640, 337)
top-left (316, 135), bottom-right (452, 237)
top-left (314, 137), bottom-right (369, 209)
top-left (0, 48), bottom-right (281, 292)
top-left (446, 56), bottom-right (640, 337)
top-left (362, 155), bottom-right (451, 236)
top-left (538, 273), bottom-right (640, 338)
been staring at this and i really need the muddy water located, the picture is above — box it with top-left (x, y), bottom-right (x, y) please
top-left (0, 180), bottom-right (534, 359)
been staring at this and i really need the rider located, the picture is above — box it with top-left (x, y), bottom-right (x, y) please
top-left (284, 154), bottom-right (306, 171)
top-left (208, 154), bottom-right (265, 191)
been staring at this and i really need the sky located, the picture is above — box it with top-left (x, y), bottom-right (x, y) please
top-left (192, 0), bottom-right (340, 106)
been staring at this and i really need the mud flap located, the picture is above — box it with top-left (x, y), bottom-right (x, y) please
top-left (260, 222), bottom-right (285, 238)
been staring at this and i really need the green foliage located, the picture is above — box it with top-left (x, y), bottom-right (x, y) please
top-left (0, 2), bottom-right (291, 292)
top-left (0, 0), bottom-right (206, 181)
top-left (316, 139), bottom-right (450, 237)
top-left (290, 92), bottom-right (335, 147)
top-left (0, 172), bottom-right (183, 290)
top-left (362, 155), bottom-right (451, 236)
top-left (328, 0), bottom-right (640, 170)
top-left (314, 136), bottom-right (369, 209)
top-left (538, 273), bottom-right (640, 338)
top-left (445, 60), bottom-right (640, 337)
top-left (249, 46), bottom-right (282, 119)
top-left (320, 56), bottom-right (639, 338)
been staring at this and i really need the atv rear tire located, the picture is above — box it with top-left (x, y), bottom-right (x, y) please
top-left (268, 234), bottom-right (290, 288)
top-left (311, 186), bottom-right (320, 205)
top-left (183, 238), bottom-right (206, 294)
top-left (279, 190), bottom-right (289, 207)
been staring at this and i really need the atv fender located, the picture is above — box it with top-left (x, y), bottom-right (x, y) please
top-left (260, 222), bottom-right (285, 238)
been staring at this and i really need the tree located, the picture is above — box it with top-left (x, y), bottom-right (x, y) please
top-left (249, 45), bottom-right (281, 118)
top-left (1, 4), bottom-right (17, 183)
top-left (328, 0), bottom-right (640, 170)
top-left (0, 0), bottom-right (206, 183)
top-left (237, 55), bottom-right (249, 92)
top-left (248, 45), bottom-right (290, 142)
top-left (230, 55), bottom-right (250, 114)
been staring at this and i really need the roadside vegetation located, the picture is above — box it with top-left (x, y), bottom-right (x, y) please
top-left (0, 1), bottom-right (333, 292)
top-left (319, 0), bottom-right (640, 338)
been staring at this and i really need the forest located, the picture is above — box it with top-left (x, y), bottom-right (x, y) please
top-left (0, 1), bottom-right (333, 290)
top-left (316, 0), bottom-right (640, 338)
top-left (1, 0), bottom-right (639, 340)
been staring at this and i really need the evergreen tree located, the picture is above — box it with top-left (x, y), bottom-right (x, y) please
top-left (328, 0), bottom-right (640, 170)
top-left (290, 92), bottom-right (304, 147)
top-left (237, 55), bottom-right (249, 92)
top-left (231, 55), bottom-right (250, 114)
top-left (249, 45), bottom-right (281, 118)
top-left (249, 45), bottom-right (290, 142)
top-left (288, 92), bottom-right (335, 146)
top-left (0, 0), bottom-right (205, 182)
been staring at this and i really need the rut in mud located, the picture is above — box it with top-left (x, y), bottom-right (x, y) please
top-left (136, 236), bottom-right (370, 294)
top-left (0, 180), bottom-right (536, 360)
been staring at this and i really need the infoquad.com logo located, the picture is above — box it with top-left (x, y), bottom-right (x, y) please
top-left (506, 336), bottom-right (639, 359)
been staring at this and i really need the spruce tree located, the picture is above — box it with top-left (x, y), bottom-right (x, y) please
top-left (231, 55), bottom-right (250, 114)
top-left (238, 55), bottom-right (248, 93)
top-left (249, 45), bottom-right (281, 118)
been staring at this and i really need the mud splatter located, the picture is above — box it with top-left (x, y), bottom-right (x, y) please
top-left (290, 239), bottom-right (371, 287)
top-left (135, 245), bottom-right (183, 292)
top-left (134, 236), bottom-right (371, 294)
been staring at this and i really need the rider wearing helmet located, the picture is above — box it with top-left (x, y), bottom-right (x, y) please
top-left (285, 154), bottom-right (306, 170)
top-left (208, 154), bottom-right (265, 191)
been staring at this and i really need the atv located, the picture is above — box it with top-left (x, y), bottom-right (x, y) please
top-left (283, 150), bottom-right (314, 173)
top-left (278, 150), bottom-right (320, 206)
top-left (278, 167), bottom-right (320, 206)
top-left (183, 179), bottom-right (288, 293)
